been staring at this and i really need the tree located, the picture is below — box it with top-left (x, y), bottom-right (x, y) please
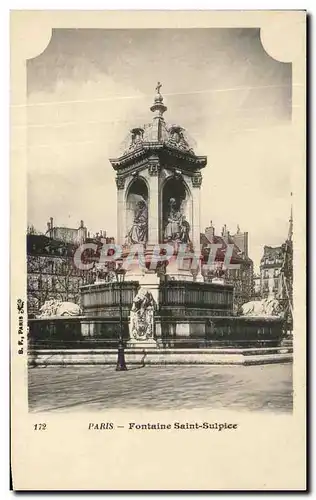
top-left (27, 232), bottom-right (94, 317)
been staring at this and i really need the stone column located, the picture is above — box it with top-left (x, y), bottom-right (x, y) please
top-left (147, 158), bottom-right (160, 246)
top-left (116, 176), bottom-right (126, 245)
top-left (191, 172), bottom-right (203, 281)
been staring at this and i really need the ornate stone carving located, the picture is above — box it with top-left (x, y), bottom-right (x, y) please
top-left (129, 288), bottom-right (155, 341)
top-left (36, 300), bottom-right (82, 318)
top-left (128, 127), bottom-right (144, 153)
top-left (93, 264), bottom-right (116, 284)
top-left (173, 169), bottom-right (183, 180)
top-left (241, 298), bottom-right (284, 318)
top-left (191, 172), bottom-right (202, 188)
top-left (165, 125), bottom-right (194, 154)
top-left (112, 158), bottom-right (148, 176)
top-left (116, 176), bottom-right (125, 190)
top-left (148, 162), bottom-right (160, 176)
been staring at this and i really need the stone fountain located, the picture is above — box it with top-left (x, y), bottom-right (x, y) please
top-left (28, 85), bottom-right (289, 366)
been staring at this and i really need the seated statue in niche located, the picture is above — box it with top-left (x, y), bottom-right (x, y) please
top-left (164, 198), bottom-right (190, 243)
top-left (126, 200), bottom-right (148, 245)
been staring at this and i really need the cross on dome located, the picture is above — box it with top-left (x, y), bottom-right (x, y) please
top-left (150, 80), bottom-right (167, 117)
top-left (156, 81), bottom-right (162, 94)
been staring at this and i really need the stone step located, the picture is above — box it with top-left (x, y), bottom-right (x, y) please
top-left (29, 347), bottom-right (293, 367)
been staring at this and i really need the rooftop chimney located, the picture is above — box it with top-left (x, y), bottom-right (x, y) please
top-left (221, 224), bottom-right (229, 238)
top-left (205, 221), bottom-right (215, 242)
top-left (231, 226), bottom-right (248, 258)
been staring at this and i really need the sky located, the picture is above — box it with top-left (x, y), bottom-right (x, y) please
top-left (26, 28), bottom-right (293, 271)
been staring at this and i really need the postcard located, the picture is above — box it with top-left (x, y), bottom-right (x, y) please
top-left (11, 10), bottom-right (306, 490)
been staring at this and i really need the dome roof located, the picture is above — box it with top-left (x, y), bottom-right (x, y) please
top-left (120, 122), bottom-right (195, 156)
top-left (119, 84), bottom-right (196, 156)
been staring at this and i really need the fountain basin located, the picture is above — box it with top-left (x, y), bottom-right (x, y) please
top-left (28, 314), bottom-right (284, 351)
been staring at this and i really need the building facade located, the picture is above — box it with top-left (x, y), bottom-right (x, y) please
top-left (45, 217), bottom-right (110, 245)
top-left (258, 238), bottom-right (293, 326)
top-left (27, 220), bottom-right (115, 317)
top-left (201, 222), bottom-right (254, 309)
top-left (259, 245), bottom-right (283, 299)
top-left (253, 273), bottom-right (261, 298)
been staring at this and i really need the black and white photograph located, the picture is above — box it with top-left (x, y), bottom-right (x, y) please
top-left (10, 10), bottom-right (306, 491)
top-left (26, 25), bottom-right (294, 413)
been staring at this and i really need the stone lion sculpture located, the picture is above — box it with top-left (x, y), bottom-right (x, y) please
top-left (36, 300), bottom-right (82, 318)
top-left (241, 298), bottom-right (284, 318)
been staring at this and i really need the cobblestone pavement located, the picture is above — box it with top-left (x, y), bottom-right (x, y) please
top-left (28, 363), bottom-right (292, 413)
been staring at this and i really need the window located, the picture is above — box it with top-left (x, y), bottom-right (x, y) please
top-left (263, 282), bottom-right (269, 292)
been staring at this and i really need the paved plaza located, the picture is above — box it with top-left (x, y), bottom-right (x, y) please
top-left (28, 363), bottom-right (292, 413)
